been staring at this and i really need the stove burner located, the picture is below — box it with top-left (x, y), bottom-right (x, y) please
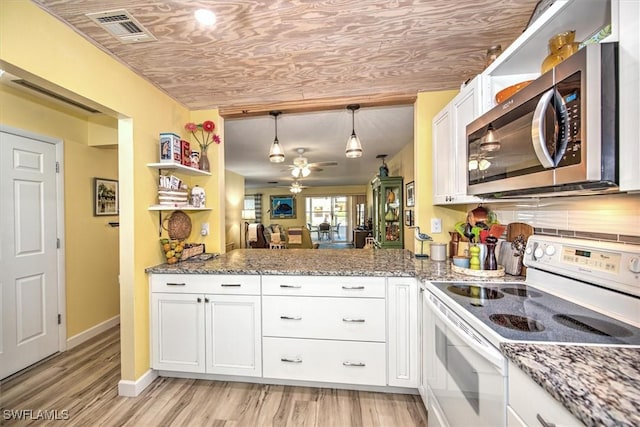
top-left (552, 314), bottom-right (633, 337)
top-left (489, 314), bottom-right (545, 332)
top-left (502, 287), bottom-right (543, 298)
top-left (447, 285), bottom-right (504, 300)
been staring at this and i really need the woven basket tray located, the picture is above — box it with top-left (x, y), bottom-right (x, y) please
top-left (160, 239), bottom-right (205, 264)
top-left (163, 210), bottom-right (192, 240)
top-left (450, 263), bottom-right (505, 277)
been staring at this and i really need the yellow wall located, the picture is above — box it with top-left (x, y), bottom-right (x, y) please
top-left (0, 1), bottom-right (225, 381)
top-left (225, 170), bottom-right (245, 250)
top-left (414, 91), bottom-right (468, 255)
top-left (0, 84), bottom-right (120, 339)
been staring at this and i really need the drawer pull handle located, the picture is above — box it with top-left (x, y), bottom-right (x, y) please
top-left (343, 361), bottom-right (366, 367)
top-left (280, 315), bottom-right (302, 320)
top-left (280, 284), bottom-right (301, 288)
top-left (342, 285), bottom-right (365, 290)
top-left (281, 357), bottom-right (302, 363)
top-left (342, 318), bottom-right (365, 323)
top-left (221, 283), bottom-right (241, 287)
top-left (166, 282), bottom-right (186, 286)
top-left (536, 414), bottom-right (556, 427)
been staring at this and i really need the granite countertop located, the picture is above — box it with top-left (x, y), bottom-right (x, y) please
top-left (502, 343), bottom-right (640, 427)
top-left (146, 248), bottom-right (528, 283)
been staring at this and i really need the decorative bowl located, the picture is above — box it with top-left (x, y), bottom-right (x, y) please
top-left (495, 81), bottom-right (533, 104)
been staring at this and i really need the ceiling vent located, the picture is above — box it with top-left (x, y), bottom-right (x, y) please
top-left (86, 9), bottom-right (157, 43)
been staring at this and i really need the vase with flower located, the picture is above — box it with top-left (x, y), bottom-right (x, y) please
top-left (184, 120), bottom-right (221, 172)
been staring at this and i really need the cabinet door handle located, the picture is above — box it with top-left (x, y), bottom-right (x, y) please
top-left (280, 315), bottom-right (302, 320)
top-left (280, 284), bottom-right (301, 288)
top-left (342, 318), bottom-right (365, 323)
top-left (166, 282), bottom-right (186, 286)
top-left (343, 361), bottom-right (366, 367)
top-left (197, 297), bottom-right (202, 303)
top-left (221, 283), bottom-right (241, 287)
top-left (535, 414), bottom-right (556, 427)
top-left (342, 285), bottom-right (365, 290)
top-left (204, 297), bottom-right (209, 303)
top-left (281, 357), bottom-right (302, 363)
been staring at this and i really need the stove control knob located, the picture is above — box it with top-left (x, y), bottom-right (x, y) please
top-left (534, 246), bottom-right (544, 260)
top-left (545, 245), bottom-right (556, 256)
top-left (525, 245), bottom-right (533, 255)
top-left (629, 257), bottom-right (640, 274)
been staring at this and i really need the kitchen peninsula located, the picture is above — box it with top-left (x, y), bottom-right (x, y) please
top-left (146, 248), bottom-right (639, 427)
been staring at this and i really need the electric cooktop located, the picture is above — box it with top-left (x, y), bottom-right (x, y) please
top-left (430, 281), bottom-right (640, 346)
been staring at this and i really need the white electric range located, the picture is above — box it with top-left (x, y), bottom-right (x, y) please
top-left (422, 235), bottom-right (640, 427)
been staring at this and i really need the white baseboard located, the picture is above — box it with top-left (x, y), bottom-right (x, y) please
top-left (66, 315), bottom-right (120, 350)
top-left (118, 369), bottom-right (158, 397)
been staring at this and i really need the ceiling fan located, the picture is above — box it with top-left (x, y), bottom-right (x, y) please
top-left (285, 148), bottom-right (338, 178)
top-left (277, 179), bottom-right (309, 194)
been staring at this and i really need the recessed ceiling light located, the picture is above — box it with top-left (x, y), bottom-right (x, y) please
top-left (195, 9), bottom-right (216, 26)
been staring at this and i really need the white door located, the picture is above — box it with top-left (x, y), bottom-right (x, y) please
top-left (1, 129), bottom-right (60, 379)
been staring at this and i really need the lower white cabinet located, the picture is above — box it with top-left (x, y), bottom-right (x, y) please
top-left (150, 274), bottom-right (261, 377)
top-left (508, 361), bottom-right (581, 426)
top-left (418, 285), bottom-right (429, 406)
top-left (387, 277), bottom-right (418, 387)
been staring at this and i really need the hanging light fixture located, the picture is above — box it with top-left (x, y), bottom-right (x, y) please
top-left (289, 181), bottom-right (303, 194)
top-left (345, 104), bottom-right (363, 158)
top-left (269, 111), bottom-right (285, 163)
top-left (480, 123), bottom-right (501, 152)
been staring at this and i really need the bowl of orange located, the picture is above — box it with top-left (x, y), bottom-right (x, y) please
top-left (495, 80), bottom-right (533, 104)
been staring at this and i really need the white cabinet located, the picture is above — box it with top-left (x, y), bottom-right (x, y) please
top-left (150, 274), bottom-right (262, 377)
top-left (508, 361), bottom-right (581, 426)
top-left (417, 285), bottom-right (429, 407)
top-left (432, 77), bottom-right (482, 205)
top-left (261, 275), bottom-right (387, 386)
top-left (387, 277), bottom-right (418, 388)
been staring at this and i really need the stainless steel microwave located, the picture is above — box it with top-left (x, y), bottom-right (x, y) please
top-left (466, 42), bottom-right (618, 198)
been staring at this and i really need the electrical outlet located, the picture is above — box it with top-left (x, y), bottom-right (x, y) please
top-left (430, 218), bottom-right (442, 233)
top-left (201, 222), bottom-right (209, 236)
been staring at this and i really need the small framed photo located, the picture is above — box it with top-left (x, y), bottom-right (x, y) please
top-left (94, 178), bottom-right (119, 216)
top-left (270, 195), bottom-right (296, 219)
top-left (404, 209), bottom-right (414, 227)
top-left (406, 181), bottom-right (415, 207)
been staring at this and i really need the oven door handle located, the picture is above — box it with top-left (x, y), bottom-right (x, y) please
top-left (426, 293), bottom-right (506, 374)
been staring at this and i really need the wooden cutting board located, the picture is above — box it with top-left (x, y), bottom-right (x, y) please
top-left (506, 222), bottom-right (534, 242)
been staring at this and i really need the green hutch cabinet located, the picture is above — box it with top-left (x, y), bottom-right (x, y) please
top-left (371, 176), bottom-right (403, 249)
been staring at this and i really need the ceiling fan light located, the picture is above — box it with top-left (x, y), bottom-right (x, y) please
top-left (301, 166), bottom-right (311, 177)
top-left (291, 166), bottom-right (300, 177)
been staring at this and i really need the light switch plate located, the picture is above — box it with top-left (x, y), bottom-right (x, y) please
top-left (430, 218), bottom-right (442, 233)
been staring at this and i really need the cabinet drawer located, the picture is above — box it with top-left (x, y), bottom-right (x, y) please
top-left (150, 274), bottom-right (260, 295)
top-left (263, 296), bottom-right (385, 342)
top-left (263, 337), bottom-right (386, 386)
top-left (508, 362), bottom-right (581, 426)
top-left (262, 276), bottom-right (385, 297)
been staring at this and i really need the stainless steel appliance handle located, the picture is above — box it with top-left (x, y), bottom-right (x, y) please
top-left (531, 88), bottom-right (556, 168)
top-left (426, 292), bottom-right (505, 373)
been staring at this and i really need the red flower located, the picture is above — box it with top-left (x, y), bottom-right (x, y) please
top-left (184, 119), bottom-right (221, 152)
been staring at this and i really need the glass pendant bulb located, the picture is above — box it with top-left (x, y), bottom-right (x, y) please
top-left (345, 104), bottom-right (363, 158)
top-left (269, 111), bottom-right (285, 163)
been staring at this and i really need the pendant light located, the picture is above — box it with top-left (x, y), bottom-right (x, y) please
top-left (480, 123), bottom-right (501, 152)
top-left (345, 104), bottom-right (363, 158)
top-left (269, 111), bottom-right (285, 163)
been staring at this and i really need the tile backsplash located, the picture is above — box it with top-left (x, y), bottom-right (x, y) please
top-left (484, 193), bottom-right (640, 245)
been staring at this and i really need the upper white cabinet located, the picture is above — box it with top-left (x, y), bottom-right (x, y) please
top-left (480, 0), bottom-right (615, 113)
top-left (432, 76), bottom-right (482, 205)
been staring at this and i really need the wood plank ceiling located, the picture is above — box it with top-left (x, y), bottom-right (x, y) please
top-left (32, 0), bottom-right (539, 112)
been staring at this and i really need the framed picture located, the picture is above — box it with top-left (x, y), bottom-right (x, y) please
top-left (94, 178), bottom-right (119, 216)
top-left (406, 181), bottom-right (415, 207)
top-left (404, 209), bottom-right (414, 227)
top-left (270, 195), bottom-right (296, 219)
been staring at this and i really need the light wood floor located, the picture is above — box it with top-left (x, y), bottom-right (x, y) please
top-left (1, 326), bottom-right (428, 426)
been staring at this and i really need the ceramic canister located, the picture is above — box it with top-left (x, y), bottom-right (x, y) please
top-left (430, 243), bottom-right (447, 261)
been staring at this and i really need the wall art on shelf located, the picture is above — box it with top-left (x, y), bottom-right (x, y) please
top-left (404, 209), bottom-right (414, 227)
top-left (406, 181), bottom-right (415, 207)
top-left (270, 195), bottom-right (296, 219)
top-left (94, 178), bottom-right (119, 216)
